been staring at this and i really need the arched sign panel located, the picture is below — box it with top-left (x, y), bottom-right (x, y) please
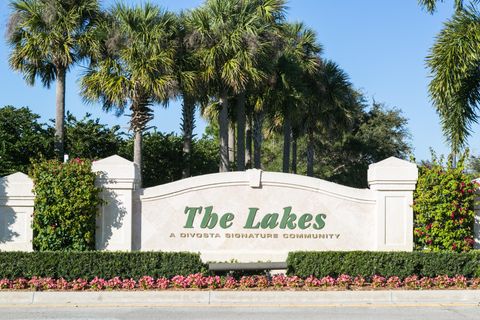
top-left (138, 171), bottom-right (384, 262)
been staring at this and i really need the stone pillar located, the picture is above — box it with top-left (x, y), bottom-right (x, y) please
top-left (0, 173), bottom-right (34, 251)
top-left (368, 157), bottom-right (418, 251)
top-left (92, 155), bottom-right (138, 251)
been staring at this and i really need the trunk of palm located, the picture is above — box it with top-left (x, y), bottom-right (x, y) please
top-left (283, 113), bottom-right (291, 173)
top-left (236, 92), bottom-right (246, 171)
top-left (219, 91), bottom-right (229, 172)
top-left (55, 67), bottom-right (66, 161)
top-left (245, 115), bottom-right (252, 168)
top-left (229, 123), bottom-right (235, 165)
top-left (253, 110), bottom-right (264, 169)
top-left (131, 100), bottom-right (152, 188)
top-left (134, 129), bottom-right (143, 187)
top-left (307, 130), bottom-right (314, 177)
top-left (181, 95), bottom-right (195, 178)
top-left (291, 135), bottom-right (297, 174)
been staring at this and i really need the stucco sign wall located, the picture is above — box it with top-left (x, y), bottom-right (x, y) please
top-left (0, 155), bottom-right (425, 262)
top-left (131, 156), bottom-right (417, 262)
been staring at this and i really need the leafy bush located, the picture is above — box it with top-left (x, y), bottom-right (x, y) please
top-left (413, 153), bottom-right (476, 252)
top-left (287, 251), bottom-right (480, 278)
top-left (0, 252), bottom-right (204, 280)
top-left (30, 159), bottom-right (102, 251)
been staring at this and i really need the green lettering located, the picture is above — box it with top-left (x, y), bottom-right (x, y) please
top-left (244, 208), bottom-right (261, 229)
top-left (298, 213), bottom-right (313, 229)
top-left (220, 213), bottom-right (235, 229)
top-left (279, 206), bottom-right (297, 229)
top-left (313, 214), bottom-right (327, 230)
top-left (184, 206), bottom-right (202, 228)
top-left (200, 206), bottom-right (218, 229)
top-left (260, 213), bottom-right (279, 229)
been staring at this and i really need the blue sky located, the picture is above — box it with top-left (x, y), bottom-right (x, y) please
top-left (0, 0), bottom-right (467, 161)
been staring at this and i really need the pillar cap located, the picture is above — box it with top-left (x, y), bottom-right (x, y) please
top-left (368, 157), bottom-right (418, 190)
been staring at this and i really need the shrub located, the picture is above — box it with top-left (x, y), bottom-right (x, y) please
top-left (413, 153), bottom-right (476, 252)
top-left (287, 251), bottom-right (480, 278)
top-left (0, 251), bottom-right (204, 280)
top-left (30, 158), bottom-right (102, 251)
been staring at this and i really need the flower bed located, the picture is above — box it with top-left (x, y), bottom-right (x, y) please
top-left (1, 274), bottom-right (479, 291)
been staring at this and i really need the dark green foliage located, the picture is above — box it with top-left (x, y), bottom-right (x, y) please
top-left (0, 251), bottom-right (204, 280)
top-left (287, 251), bottom-right (480, 278)
top-left (0, 107), bottom-right (125, 177)
top-left (0, 106), bottom-right (53, 176)
top-left (119, 131), bottom-right (218, 188)
top-left (413, 153), bottom-right (476, 252)
top-left (64, 112), bottom-right (124, 160)
top-left (30, 159), bottom-right (102, 251)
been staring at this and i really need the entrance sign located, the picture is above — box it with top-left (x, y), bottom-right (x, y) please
top-left (0, 155), bottom-right (426, 262)
top-left (135, 156), bottom-right (417, 262)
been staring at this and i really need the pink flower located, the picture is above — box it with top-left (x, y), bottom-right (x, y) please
top-left (89, 277), bottom-right (106, 290)
top-left (222, 276), bottom-right (238, 289)
top-left (336, 274), bottom-right (352, 288)
top-left (304, 275), bottom-right (321, 288)
top-left (371, 275), bottom-right (386, 288)
top-left (106, 277), bottom-right (123, 290)
top-left (156, 277), bottom-right (170, 290)
top-left (71, 278), bottom-right (88, 291)
top-left (138, 276), bottom-right (155, 290)
top-left (121, 278), bottom-right (136, 290)
top-left (386, 276), bottom-right (401, 288)
top-left (271, 274), bottom-right (287, 288)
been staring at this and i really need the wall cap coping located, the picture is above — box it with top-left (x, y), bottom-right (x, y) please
top-left (140, 170), bottom-right (375, 204)
top-left (92, 155), bottom-right (136, 181)
top-left (367, 157), bottom-right (418, 187)
top-left (0, 172), bottom-right (34, 199)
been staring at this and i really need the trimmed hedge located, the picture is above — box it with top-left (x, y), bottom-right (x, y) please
top-left (0, 252), bottom-right (205, 280)
top-left (287, 251), bottom-right (480, 279)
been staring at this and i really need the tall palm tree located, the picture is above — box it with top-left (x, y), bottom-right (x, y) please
top-left (266, 22), bottom-right (321, 173)
top-left (80, 3), bottom-right (177, 187)
top-left (186, 0), bottom-right (285, 172)
top-left (177, 11), bottom-right (205, 179)
top-left (303, 60), bottom-right (355, 177)
top-left (7, 0), bottom-right (99, 161)
top-left (426, 6), bottom-right (480, 157)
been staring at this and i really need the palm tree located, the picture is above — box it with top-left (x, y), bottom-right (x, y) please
top-left (186, 0), bottom-right (286, 172)
top-left (303, 60), bottom-right (355, 177)
top-left (80, 3), bottom-right (177, 187)
top-left (177, 11), bottom-right (205, 178)
top-left (7, 0), bottom-right (99, 161)
top-left (426, 7), bottom-right (480, 158)
top-left (266, 22), bottom-right (321, 173)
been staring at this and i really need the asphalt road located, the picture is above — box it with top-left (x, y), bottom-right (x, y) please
top-left (1, 305), bottom-right (479, 320)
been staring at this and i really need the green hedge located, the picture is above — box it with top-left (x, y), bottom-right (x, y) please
top-left (0, 252), bottom-right (205, 280)
top-left (287, 251), bottom-right (480, 278)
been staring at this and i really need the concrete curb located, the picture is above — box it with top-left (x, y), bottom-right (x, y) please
top-left (0, 290), bottom-right (479, 307)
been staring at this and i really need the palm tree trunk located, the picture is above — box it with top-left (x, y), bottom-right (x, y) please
top-left (219, 90), bottom-right (229, 172)
top-left (283, 112), bottom-right (291, 173)
top-left (245, 115), bottom-right (252, 168)
top-left (181, 95), bottom-right (195, 178)
top-left (291, 135), bottom-right (297, 174)
top-left (451, 151), bottom-right (457, 168)
top-left (307, 130), bottom-right (314, 177)
top-left (253, 110), bottom-right (264, 169)
top-left (55, 66), bottom-right (66, 161)
top-left (236, 92), bottom-right (246, 171)
top-left (229, 122), bottom-right (235, 165)
top-left (134, 129), bottom-right (143, 187)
